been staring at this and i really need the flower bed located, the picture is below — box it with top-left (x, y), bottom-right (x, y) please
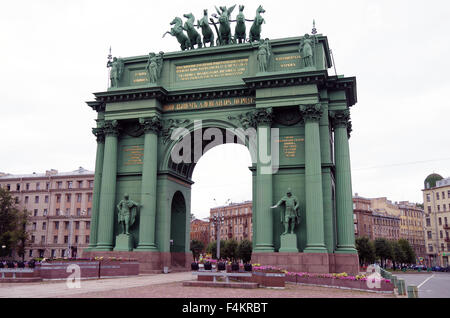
top-left (288, 271), bottom-right (393, 292)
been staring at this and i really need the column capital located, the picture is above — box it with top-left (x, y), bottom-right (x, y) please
top-left (92, 127), bottom-right (105, 143)
top-left (299, 103), bottom-right (323, 121)
top-left (330, 109), bottom-right (352, 137)
top-left (139, 116), bottom-right (162, 134)
top-left (250, 107), bottom-right (273, 128)
top-left (103, 120), bottom-right (119, 136)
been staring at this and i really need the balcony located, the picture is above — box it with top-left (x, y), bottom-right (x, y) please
top-left (444, 224), bottom-right (450, 230)
top-left (445, 237), bottom-right (450, 243)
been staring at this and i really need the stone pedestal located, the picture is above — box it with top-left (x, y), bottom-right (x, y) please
top-left (114, 234), bottom-right (134, 251)
top-left (279, 234), bottom-right (298, 253)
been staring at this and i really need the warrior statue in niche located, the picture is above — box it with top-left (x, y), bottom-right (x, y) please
top-left (271, 188), bottom-right (300, 235)
top-left (117, 194), bottom-right (139, 235)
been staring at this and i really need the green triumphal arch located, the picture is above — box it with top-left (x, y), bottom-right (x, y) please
top-left (83, 8), bottom-right (359, 274)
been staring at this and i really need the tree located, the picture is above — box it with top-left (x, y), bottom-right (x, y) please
top-left (190, 239), bottom-right (204, 261)
top-left (237, 239), bottom-right (252, 264)
top-left (223, 239), bottom-right (239, 262)
top-left (355, 236), bottom-right (376, 266)
top-left (375, 238), bottom-right (392, 268)
top-left (0, 188), bottom-right (29, 259)
top-left (398, 239), bottom-right (416, 264)
top-left (390, 240), bottom-right (406, 269)
top-left (206, 240), bottom-right (226, 259)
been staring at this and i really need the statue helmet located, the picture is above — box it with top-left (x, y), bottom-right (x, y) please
top-left (287, 188), bottom-right (292, 194)
top-left (124, 193), bottom-right (129, 199)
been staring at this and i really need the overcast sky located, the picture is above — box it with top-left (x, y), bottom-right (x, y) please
top-left (1, 0), bottom-right (449, 220)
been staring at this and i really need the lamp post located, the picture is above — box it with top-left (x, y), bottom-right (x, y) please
top-left (213, 199), bottom-right (230, 260)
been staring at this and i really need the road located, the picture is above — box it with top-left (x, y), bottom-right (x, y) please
top-left (395, 272), bottom-right (450, 298)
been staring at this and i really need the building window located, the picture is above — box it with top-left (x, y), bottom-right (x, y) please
top-left (78, 181), bottom-right (83, 188)
top-left (56, 208), bottom-right (60, 216)
top-left (88, 193), bottom-right (93, 202)
top-left (76, 193), bottom-right (82, 202)
top-left (54, 221), bottom-right (59, 230)
top-left (66, 208), bottom-right (70, 216)
top-left (45, 196), bottom-right (49, 203)
top-left (75, 236), bottom-right (79, 244)
top-left (438, 205), bottom-right (441, 212)
top-left (43, 209), bottom-right (48, 216)
top-left (67, 181), bottom-right (73, 189)
top-left (428, 244), bottom-right (433, 252)
top-left (443, 192), bottom-right (446, 199)
top-left (87, 208), bottom-right (91, 216)
top-left (31, 235), bottom-right (35, 243)
top-left (426, 194), bottom-right (431, 202)
top-left (439, 217), bottom-right (442, 225)
top-left (34, 209), bottom-right (38, 217)
top-left (16, 183), bottom-right (20, 191)
top-left (66, 194), bottom-right (71, 202)
top-left (41, 236), bottom-right (45, 243)
top-left (53, 236), bottom-right (58, 243)
top-left (426, 218), bottom-right (431, 227)
top-left (51, 249), bottom-right (56, 258)
top-left (64, 236), bottom-right (68, 244)
top-left (32, 222), bottom-right (37, 230)
top-left (86, 221), bottom-right (90, 229)
top-left (56, 195), bottom-right (61, 203)
top-left (86, 236), bottom-right (90, 244)
top-left (34, 196), bottom-right (39, 203)
top-left (29, 250), bottom-right (33, 257)
top-left (437, 192), bottom-right (440, 200)
top-left (64, 221), bottom-right (69, 230)
top-left (427, 231), bottom-right (432, 239)
top-left (46, 182), bottom-right (50, 190)
top-left (24, 196), bottom-right (28, 204)
top-left (36, 182), bottom-right (40, 190)
top-left (42, 222), bottom-right (46, 230)
top-left (76, 208), bottom-right (81, 216)
top-left (75, 221), bottom-right (80, 230)
top-left (88, 180), bottom-right (94, 188)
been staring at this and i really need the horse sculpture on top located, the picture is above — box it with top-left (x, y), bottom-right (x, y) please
top-left (163, 17), bottom-right (191, 51)
top-left (183, 13), bottom-right (202, 49)
top-left (249, 5), bottom-right (265, 42)
top-left (215, 4), bottom-right (236, 45)
top-left (197, 9), bottom-right (214, 47)
top-left (234, 5), bottom-right (246, 44)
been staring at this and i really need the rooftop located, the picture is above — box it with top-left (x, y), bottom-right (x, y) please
top-left (0, 167), bottom-right (94, 180)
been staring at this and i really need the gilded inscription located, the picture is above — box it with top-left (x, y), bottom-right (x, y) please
top-left (176, 58), bottom-right (248, 81)
top-left (277, 136), bottom-right (304, 158)
top-left (275, 54), bottom-right (301, 70)
top-left (123, 145), bottom-right (144, 165)
top-left (163, 96), bottom-right (255, 112)
top-left (131, 70), bottom-right (149, 84)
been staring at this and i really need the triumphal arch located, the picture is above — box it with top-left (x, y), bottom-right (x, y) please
top-left (83, 6), bottom-right (359, 274)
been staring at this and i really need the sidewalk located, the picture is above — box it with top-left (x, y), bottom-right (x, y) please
top-left (0, 271), bottom-right (395, 298)
top-left (0, 271), bottom-right (192, 298)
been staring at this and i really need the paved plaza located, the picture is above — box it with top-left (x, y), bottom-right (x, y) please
top-left (0, 272), bottom-right (394, 298)
top-left (395, 272), bottom-right (450, 298)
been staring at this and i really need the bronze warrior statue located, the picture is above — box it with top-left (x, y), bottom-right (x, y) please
top-left (271, 188), bottom-right (300, 235)
top-left (117, 193), bottom-right (139, 235)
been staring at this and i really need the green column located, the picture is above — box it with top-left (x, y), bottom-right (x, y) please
top-left (87, 126), bottom-right (105, 249)
top-left (301, 104), bottom-right (327, 253)
top-left (253, 108), bottom-right (274, 253)
top-left (332, 110), bottom-right (357, 253)
top-left (95, 120), bottom-right (119, 251)
top-left (136, 116), bottom-right (161, 251)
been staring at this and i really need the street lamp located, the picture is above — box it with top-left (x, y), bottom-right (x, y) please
top-left (213, 198), bottom-right (230, 260)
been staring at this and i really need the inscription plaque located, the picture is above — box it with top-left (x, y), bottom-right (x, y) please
top-left (123, 145), bottom-right (144, 165)
top-left (175, 58), bottom-right (248, 81)
top-left (274, 53), bottom-right (301, 71)
top-left (163, 96), bottom-right (255, 112)
top-left (277, 136), bottom-right (304, 158)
